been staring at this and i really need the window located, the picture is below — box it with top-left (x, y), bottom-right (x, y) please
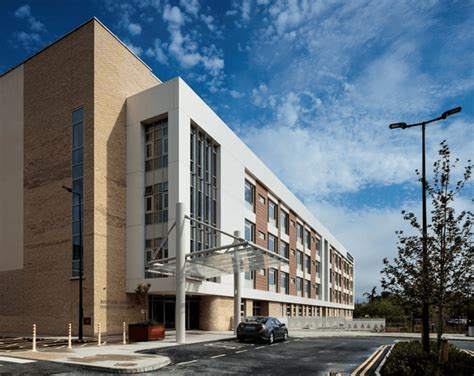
top-left (296, 277), bottom-right (303, 296)
top-left (190, 125), bottom-right (218, 252)
top-left (144, 183), bottom-right (169, 224)
top-left (280, 240), bottom-right (289, 259)
top-left (258, 194), bottom-right (265, 204)
top-left (315, 283), bottom-right (320, 298)
top-left (268, 200), bottom-right (277, 226)
top-left (305, 229), bottom-right (311, 249)
top-left (280, 272), bottom-right (289, 294)
top-left (268, 268), bottom-right (277, 286)
top-left (280, 210), bottom-right (289, 235)
top-left (268, 233), bottom-right (277, 253)
top-left (245, 270), bottom-right (254, 281)
top-left (245, 180), bottom-right (255, 207)
top-left (253, 301), bottom-right (262, 316)
top-left (245, 220), bottom-right (255, 242)
top-left (296, 223), bottom-right (303, 242)
top-left (305, 280), bottom-right (311, 298)
top-left (71, 107), bottom-right (84, 278)
top-left (297, 251), bottom-right (303, 271)
top-left (305, 255), bottom-right (311, 274)
top-left (145, 238), bottom-right (169, 278)
top-left (145, 118), bottom-right (168, 171)
top-left (315, 237), bottom-right (322, 256)
top-left (315, 261), bottom-right (321, 276)
top-left (258, 231), bottom-right (266, 241)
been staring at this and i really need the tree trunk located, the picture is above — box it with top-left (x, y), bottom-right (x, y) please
top-left (437, 303), bottom-right (444, 346)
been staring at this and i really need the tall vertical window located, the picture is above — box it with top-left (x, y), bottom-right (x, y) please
top-left (315, 237), bottom-right (322, 257)
top-left (305, 280), bottom-right (311, 298)
top-left (190, 124), bottom-right (218, 252)
top-left (305, 254), bottom-right (311, 274)
top-left (280, 240), bottom-right (289, 259)
top-left (296, 223), bottom-right (303, 243)
top-left (297, 277), bottom-right (303, 296)
top-left (305, 229), bottom-right (311, 248)
top-left (297, 251), bottom-right (303, 271)
top-left (280, 272), bottom-right (289, 294)
top-left (145, 119), bottom-right (168, 171)
top-left (280, 210), bottom-right (289, 235)
top-left (245, 220), bottom-right (255, 242)
top-left (244, 180), bottom-right (255, 207)
top-left (268, 233), bottom-right (277, 253)
top-left (71, 107), bottom-right (84, 277)
top-left (268, 200), bottom-right (277, 227)
top-left (144, 182), bottom-right (168, 225)
top-left (268, 268), bottom-right (277, 286)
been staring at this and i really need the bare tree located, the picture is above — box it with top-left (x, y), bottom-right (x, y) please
top-left (382, 141), bottom-right (473, 346)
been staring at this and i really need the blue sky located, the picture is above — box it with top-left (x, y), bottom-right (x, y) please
top-left (1, 0), bottom-right (473, 300)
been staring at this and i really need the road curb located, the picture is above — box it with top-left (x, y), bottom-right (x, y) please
top-left (51, 357), bottom-right (171, 374)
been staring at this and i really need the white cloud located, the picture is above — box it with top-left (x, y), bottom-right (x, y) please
top-left (162, 4), bottom-right (224, 76)
top-left (163, 4), bottom-right (185, 26)
top-left (180, 0), bottom-right (200, 17)
top-left (14, 4), bottom-right (31, 18)
top-left (12, 4), bottom-right (46, 50)
top-left (125, 40), bottom-right (143, 56)
top-left (145, 38), bottom-right (169, 65)
top-left (128, 22), bottom-right (142, 36)
top-left (307, 195), bottom-right (473, 300)
top-left (229, 90), bottom-right (244, 98)
top-left (200, 14), bottom-right (215, 31)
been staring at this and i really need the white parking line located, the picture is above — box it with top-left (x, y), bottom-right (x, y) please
top-left (176, 360), bottom-right (198, 366)
top-left (256, 346), bottom-right (265, 349)
top-left (210, 354), bottom-right (226, 359)
top-left (235, 350), bottom-right (247, 353)
top-left (80, 343), bottom-right (88, 347)
top-left (0, 356), bottom-right (37, 364)
top-left (271, 343), bottom-right (279, 346)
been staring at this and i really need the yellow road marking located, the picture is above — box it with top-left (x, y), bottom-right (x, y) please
top-left (351, 345), bottom-right (384, 376)
top-left (360, 345), bottom-right (388, 376)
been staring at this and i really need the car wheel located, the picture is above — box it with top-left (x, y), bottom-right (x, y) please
top-left (283, 331), bottom-right (288, 341)
top-left (238, 337), bottom-right (245, 343)
top-left (268, 332), bottom-right (274, 344)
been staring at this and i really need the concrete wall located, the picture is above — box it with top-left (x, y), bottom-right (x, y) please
top-left (0, 65), bottom-right (24, 272)
top-left (280, 317), bottom-right (385, 331)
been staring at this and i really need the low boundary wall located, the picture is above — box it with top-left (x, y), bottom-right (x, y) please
top-left (276, 317), bottom-right (386, 332)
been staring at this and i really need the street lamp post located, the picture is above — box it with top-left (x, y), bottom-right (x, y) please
top-left (62, 185), bottom-right (84, 341)
top-left (389, 106), bottom-right (462, 353)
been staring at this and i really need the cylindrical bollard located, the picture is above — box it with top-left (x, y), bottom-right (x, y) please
top-left (68, 323), bottom-right (72, 349)
top-left (32, 324), bottom-right (37, 352)
top-left (97, 323), bottom-right (102, 346)
top-left (123, 322), bottom-right (126, 345)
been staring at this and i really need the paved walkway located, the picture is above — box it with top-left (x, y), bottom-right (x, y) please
top-left (0, 330), bottom-right (471, 373)
top-left (0, 331), bottom-right (235, 373)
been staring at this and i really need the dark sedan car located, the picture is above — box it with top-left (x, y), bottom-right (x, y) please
top-left (237, 316), bottom-right (288, 344)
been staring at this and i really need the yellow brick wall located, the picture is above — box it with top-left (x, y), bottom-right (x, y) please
top-left (199, 296), bottom-right (233, 331)
top-left (0, 19), bottom-right (159, 336)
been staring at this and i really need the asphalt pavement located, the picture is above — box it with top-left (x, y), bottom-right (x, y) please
top-left (141, 336), bottom-right (398, 375)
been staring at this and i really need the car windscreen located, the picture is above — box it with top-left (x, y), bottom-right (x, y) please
top-left (243, 317), bottom-right (268, 323)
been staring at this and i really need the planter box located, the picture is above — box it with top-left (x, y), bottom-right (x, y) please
top-left (128, 323), bottom-right (165, 342)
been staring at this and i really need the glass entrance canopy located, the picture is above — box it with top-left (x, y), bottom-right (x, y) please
top-left (147, 242), bottom-right (288, 280)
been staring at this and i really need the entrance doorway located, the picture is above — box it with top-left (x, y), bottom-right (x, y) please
top-left (149, 295), bottom-right (200, 329)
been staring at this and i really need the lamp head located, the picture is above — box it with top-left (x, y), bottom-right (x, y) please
top-left (389, 122), bottom-right (407, 129)
top-left (440, 106), bottom-right (462, 119)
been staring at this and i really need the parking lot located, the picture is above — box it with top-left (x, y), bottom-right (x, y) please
top-left (0, 336), bottom-right (99, 352)
top-left (141, 336), bottom-right (397, 375)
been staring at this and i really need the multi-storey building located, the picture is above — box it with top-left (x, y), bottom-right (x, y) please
top-left (0, 18), bottom-right (354, 335)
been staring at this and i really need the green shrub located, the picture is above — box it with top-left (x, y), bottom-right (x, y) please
top-left (381, 340), bottom-right (474, 376)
